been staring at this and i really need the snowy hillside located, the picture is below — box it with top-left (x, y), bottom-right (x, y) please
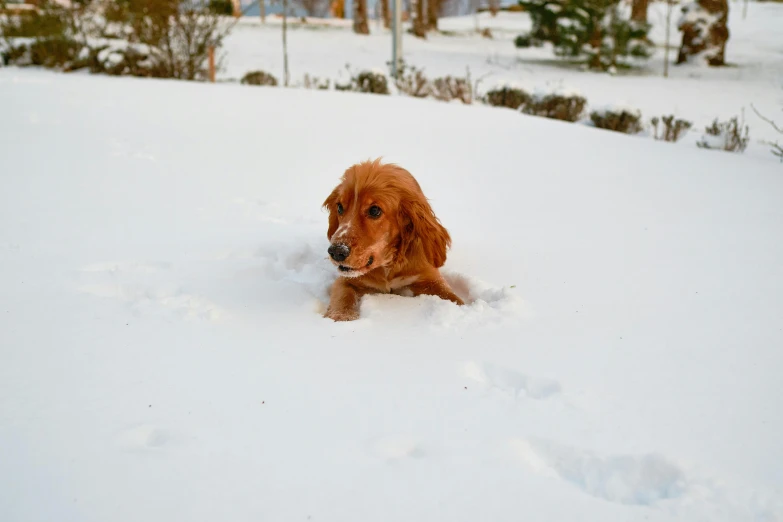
top-left (1, 68), bottom-right (781, 522)
top-left (221, 2), bottom-right (783, 146)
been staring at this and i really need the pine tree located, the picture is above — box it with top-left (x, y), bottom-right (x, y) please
top-left (518, 0), bottom-right (653, 70)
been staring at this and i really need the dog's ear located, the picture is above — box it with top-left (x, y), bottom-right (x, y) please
top-left (322, 187), bottom-right (340, 240)
top-left (399, 197), bottom-right (451, 268)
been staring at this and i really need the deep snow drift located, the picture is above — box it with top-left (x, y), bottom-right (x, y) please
top-left (1, 69), bottom-right (782, 522)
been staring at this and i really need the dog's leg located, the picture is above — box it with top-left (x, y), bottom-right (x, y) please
top-left (325, 278), bottom-right (364, 321)
top-left (408, 278), bottom-right (464, 306)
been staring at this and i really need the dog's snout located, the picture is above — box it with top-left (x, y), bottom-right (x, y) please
top-left (328, 243), bottom-right (350, 262)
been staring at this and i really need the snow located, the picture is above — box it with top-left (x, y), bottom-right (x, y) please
top-left (219, 3), bottom-right (783, 145)
top-left (590, 102), bottom-right (644, 116)
top-left (1, 67), bottom-right (782, 522)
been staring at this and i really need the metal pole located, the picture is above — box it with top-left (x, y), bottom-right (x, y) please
top-left (391, 0), bottom-right (402, 77)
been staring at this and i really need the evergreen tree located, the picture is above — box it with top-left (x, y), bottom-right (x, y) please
top-left (518, 0), bottom-right (653, 70)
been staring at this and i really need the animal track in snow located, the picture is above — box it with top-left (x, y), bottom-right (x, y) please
top-left (370, 435), bottom-right (427, 461)
top-left (115, 424), bottom-right (173, 452)
top-left (233, 198), bottom-right (321, 226)
top-left (463, 361), bottom-right (562, 400)
top-left (510, 437), bottom-right (687, 506)
top-left (75, 261), bottom-right (223, 321)
top-left (79, 261), bottom-right (172, 274)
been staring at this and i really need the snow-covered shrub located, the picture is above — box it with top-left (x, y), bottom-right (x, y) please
top-left (337, 69), bottom-right (390, 94)
top-left (484, 86), bottom-right (530, 110)
top-left (651, 115), bottom-right (693, 142)
top-left (0, 2), bottom-right (68, 39)
top-left (28, 37), bottom-right (82, 68)
top-left (106, 0), bottom-right (232, 81)
top-left (241, 70), bottom-right (279, 86)
top-left (0, 1), bottom-right (82, 70)
top-left (518, 0), bottom-right (653, 71)
top-left (697, 117), bottom-right (749, 153)
top-left (2, 0), bottom-right (233, 80)
top-left (590, 107), bottom-right (643, 134)
top-left (302, 74), bottom-right (330, 90)
top-left (431, 76), bottom-right (472, 104)
top-left (354, 70), bottom-right (390, 94)
top-left (97, 45), bottom-right (172, 77)
top-left (522, 90), bottom-right (586, 122)
top-left (389, 61), bottom-right (431, 98)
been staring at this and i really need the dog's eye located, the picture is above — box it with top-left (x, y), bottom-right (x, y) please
top-left (337, 203), bottom-right (344, 215)
top-left (368, 205), bottom-right (382, 218)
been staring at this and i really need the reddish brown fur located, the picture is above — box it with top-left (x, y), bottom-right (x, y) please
top-left (322, 159), bottom-right (464, 321)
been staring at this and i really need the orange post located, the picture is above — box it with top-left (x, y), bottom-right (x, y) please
top-left (208, 46), bottom-right (215, 83)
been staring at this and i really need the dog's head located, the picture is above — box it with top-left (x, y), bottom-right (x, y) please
top-left (322, 159), bottom-right (451, 277)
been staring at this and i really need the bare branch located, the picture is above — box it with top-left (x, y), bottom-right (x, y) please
top-left (751, 104), bottom-right (783, 134)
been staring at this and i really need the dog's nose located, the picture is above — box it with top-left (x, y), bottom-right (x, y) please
top-left (328, 243), bottom-right (350, 262)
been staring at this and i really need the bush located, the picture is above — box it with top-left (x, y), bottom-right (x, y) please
top-left (431, 76), bottom-right (471, 104)
top-left (335, 69), bottom-right (390, 94)
top-left (514, 32), bottom-right (542, 48)
top-left (390, 61), bottom-right (431, 98)
top-left (1, 0), bottom-right (233, 81)
top-left (208, 0), bottom-right (235, 15)
top-left (241, 70), bottom-right (279, 86)
top-left (484, 86), bottom-right (530, 110)
top-left (91, 45), bottom-right (170, 77)
top-left (28, 37), bottom-right (82, 68)
top-left (2, 44), bottom-right (27, 65)
top-left (0, 6), bottom-right (67, 38)
top-left (0, 1), bottom-right (81, 70)
top-left (353, 70), bottom-right (390, 94)
top-left (113, 0), bottom-right (232, 81)
top-left (302, 74), bottom-right (330, 90)
top-left (697, 117), bottom-right (749, 153)
top-left (590, 108), bottom-right (643, 134)
top-left (522, 92), bottom-right (586, 122)
top-left (651, 115), bottom-right (693, 142)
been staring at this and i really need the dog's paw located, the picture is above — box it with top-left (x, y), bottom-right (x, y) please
top-left (324, 307), bottom-right (360, 322)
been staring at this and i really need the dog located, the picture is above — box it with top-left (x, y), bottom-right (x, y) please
top-left (322, 158), bottom-right (464, 321)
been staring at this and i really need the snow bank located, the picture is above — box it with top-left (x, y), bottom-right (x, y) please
top-left (1, 69), bottom-right (782, 522)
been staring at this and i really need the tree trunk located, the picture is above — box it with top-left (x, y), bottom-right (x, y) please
top-left (488, 0), bottom-right (499, 16)
top-left (381, 0), bottom-right (390, 28)
top-left (426, 0), bottom-right (439, 30)
top-left (282, 0), bottom-right (290, 85)
top-left (411, 0), bottom-right (426, 36)
top-left (663, 0), bottom-right (673, 77)
top-left (260, 0), bottom-right (266, 22)
top-left (353, 0), bottom-right (369, 34)
top-left (677, 0), bottom-right (729, 66)
top-left (631, 0), bottom-right (648, 23)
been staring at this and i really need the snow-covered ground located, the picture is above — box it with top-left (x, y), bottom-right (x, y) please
top-left (1, 67), bottom-right (782, 522)
top-left (221, 2), bottom-right (783, 146)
